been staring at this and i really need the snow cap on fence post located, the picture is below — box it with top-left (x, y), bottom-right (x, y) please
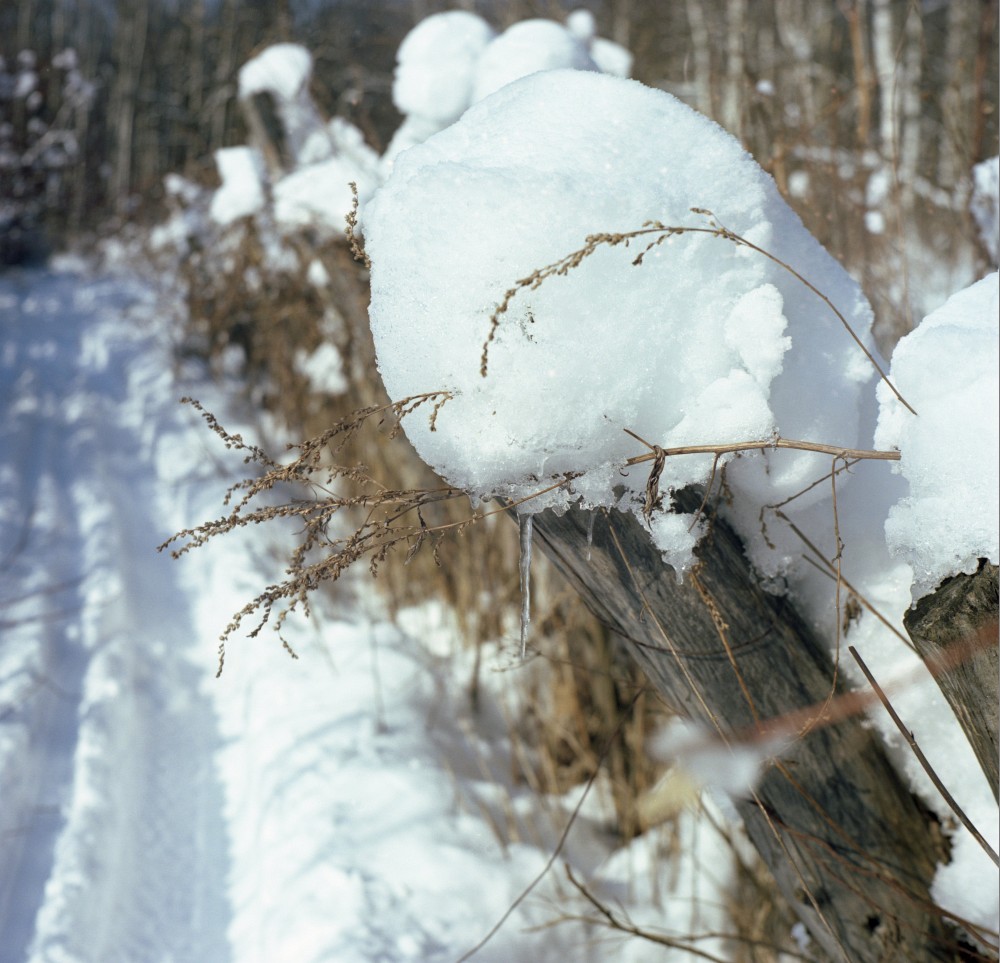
top-left (364, 69), bottom-right (877, 571)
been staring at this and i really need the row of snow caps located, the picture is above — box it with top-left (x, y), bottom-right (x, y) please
top-left (386, 10), bottom-right (632, 164)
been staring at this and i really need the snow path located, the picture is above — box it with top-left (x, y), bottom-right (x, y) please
top-left (0, 263), bottom-right (735, 963)
top-left (0, 267), bottom-right (232, 962)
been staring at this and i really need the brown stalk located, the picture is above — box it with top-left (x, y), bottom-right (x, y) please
top-left (849, 645), bottom-right (1000, 869)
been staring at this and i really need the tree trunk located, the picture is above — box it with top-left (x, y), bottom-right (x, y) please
top-left (525, 493), bottom-right (954, 962)
top-left (904, 562), bottom-right (999, 802)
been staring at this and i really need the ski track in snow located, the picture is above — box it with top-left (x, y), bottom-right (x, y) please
top-left (0, 263), bottom-right (733, 963)
top-left (0, 266), bottom-right (231, 963)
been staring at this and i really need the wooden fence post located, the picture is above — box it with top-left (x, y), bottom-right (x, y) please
top-left (904, 562), bottom-right (999, 801)
top-left (527, 492), bottom-right (960, 961)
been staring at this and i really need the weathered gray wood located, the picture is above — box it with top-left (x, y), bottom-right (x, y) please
top-left (904, 562), bottom-right (999, 801)
top-left (527, 495), bottom-right (953, 962)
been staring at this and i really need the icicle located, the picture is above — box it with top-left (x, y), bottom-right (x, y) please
top-left (518, 512), bottom-right (533, 658)
top-left (585, 512), bottom-right (595, 561)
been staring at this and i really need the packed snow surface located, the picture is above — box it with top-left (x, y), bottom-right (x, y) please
top-left (875, 271), bottom-right (1000, 599)
top-left (366, 69), bottom-right (876, 568)
top-left (0, 262), bottom-right (742, 962)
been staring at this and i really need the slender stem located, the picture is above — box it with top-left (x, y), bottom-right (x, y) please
top-left (849, 645), bottom-right (1000, 868)
top-left (625, 435), bottom-right (900, 466)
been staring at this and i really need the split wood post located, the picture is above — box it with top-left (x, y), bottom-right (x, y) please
top-left (526, 492), bottom-right (956, 962)
top-left (904, 562), bottom-right (999, 801)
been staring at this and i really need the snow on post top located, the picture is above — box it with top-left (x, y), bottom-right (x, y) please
top-left (875, 271), bottom-right (1000, 600)
top-left (238, 43), bottom-right (312, 102)
top-left (471, 19), bottom-right (598, 103)
top-left (364, 70), bottom-right (877, 568)
top-left (392, 12), bottom-right (495, 126)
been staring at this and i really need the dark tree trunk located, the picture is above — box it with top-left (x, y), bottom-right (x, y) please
top-left (904, 562), bottom-right (999, 802)
top-left (526, 493), bottom-right (956, 962)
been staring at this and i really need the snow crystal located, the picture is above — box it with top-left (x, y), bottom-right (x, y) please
top-left (472, 20), bottom-right (598, 103)
top-left (874, 271), bottom-right (999, 600)
top-left (971, 156), bottom-right (999, 265)
top-left (365, 70), bottom-right (876, 568)
top-left (209, 147), bottom-right (266, 227)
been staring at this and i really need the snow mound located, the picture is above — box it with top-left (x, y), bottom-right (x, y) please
top-left (273, 155), bottom-right (372, 238)
top-left (209, 146), bottom-right (266, 226)
top-left (875, 271), bottom-right (1000, 600)
top-left (365, 70), bottom-right (876, 568)
top-left (238, 43), bottom-right (312, 101)
top-left (392, 11), bottom-right (495, 127)
top-left (566, 9), bottom-right (632, 77)
top-left (471, 19), bottom-right (598, 103)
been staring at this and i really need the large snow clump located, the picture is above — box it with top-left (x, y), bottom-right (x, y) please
top-left (223, 44), bottom-right (381, 238)
top-left (384, 12), bottom-right (496, 166)
top-left (365, 70), bottom-right (878, 567)
top-left (384, 11), bottom-right (629, 170)
top-left (875, 271), bottom-right (999, 600)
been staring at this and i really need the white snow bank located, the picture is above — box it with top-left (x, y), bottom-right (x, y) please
top-left (365, 70), bottom-right (876, 569)
top-left (971, 156), bottom-right (999, 265)
top-left (590, 36), bottom-right (634, 78)
top-left (209, 146), bottom-right (266, 226)
top-left (294, 342), bottom-right (347, 395)
top-left (875, 271), bottom-right (999, 600)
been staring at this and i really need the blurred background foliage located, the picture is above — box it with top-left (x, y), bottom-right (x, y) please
top-left (2, 1), bottom-right (996, 335)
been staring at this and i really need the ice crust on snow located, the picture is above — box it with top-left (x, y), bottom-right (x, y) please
top-left (365, 70), bottom-right (876, 567)
top-left (875, 271), bottom-right (1000, 600)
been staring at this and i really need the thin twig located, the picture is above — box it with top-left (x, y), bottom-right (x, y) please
top-left (454, 689), bottom-right (643, 962)
top-left (625, 436), bottom-right (900, 467)
top-left (482, 216), bottom-right (917, 416)
top-left (848, 645), bottom-right (1000, 868)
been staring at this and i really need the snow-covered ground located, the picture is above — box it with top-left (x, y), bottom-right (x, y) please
top-left (0, 262), bottom-right (739, 962)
